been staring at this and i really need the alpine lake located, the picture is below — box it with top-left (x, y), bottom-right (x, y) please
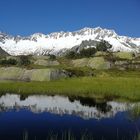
top-left (0, 94), bottom-right (140, 140)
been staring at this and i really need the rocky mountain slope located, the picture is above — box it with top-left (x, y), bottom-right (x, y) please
top-left (0, 27), bottom-right (140, 56)
top-left (0, 47), bottom-right (9, 56)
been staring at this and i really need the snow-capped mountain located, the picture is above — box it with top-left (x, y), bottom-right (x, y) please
top-left (0, 27), bottom-right (140, 56)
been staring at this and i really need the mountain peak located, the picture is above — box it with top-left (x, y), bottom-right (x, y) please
top-left (0, 27), bottom-right (140, 56)
top-left (31, 33), bottom-right (45, 37)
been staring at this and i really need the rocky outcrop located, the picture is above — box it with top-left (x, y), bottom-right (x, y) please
top-left (71, 55), bottom-right (140, 70)
top-left (72, 57), bottom-right (111, 70)
top-left (0, 67), bottom-right (68, 81)
top-left (0, 47), bottom-right (9, 56)
top-left (34, 59), bottom-right (59, 66)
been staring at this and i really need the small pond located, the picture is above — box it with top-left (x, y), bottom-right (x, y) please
top-left (0, 94), bottom-right (140, 140)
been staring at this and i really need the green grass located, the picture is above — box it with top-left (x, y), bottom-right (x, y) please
top-left (94, 69), bottom-right (140, 78)
top-left (0, 76), bottom-right (140, 101)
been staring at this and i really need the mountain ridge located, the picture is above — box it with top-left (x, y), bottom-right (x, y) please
top-left (0, 27), bottom-right (140, 56)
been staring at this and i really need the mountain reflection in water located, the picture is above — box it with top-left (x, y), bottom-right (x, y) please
top-left (0, 94), bottom-right (140, 140)
top-left (0, 94), bottom-right (136, 120)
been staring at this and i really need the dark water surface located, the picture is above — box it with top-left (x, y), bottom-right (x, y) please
top-left (0, 94), bottom-right (140, 140)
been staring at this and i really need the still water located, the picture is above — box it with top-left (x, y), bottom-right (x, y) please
top-left (0, 94), bottom-right (140, 140)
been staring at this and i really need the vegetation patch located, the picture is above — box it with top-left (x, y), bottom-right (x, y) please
top-left (0, 77), bottom-right (140, 101)
top-left (65, 40), bottom-right (112, 59)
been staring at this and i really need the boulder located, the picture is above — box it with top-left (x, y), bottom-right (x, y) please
top-left (72, 57), bottom-right (111, 70)
top-left (88, 57), bottom-right (111, 70)
top-left (72, 58), bottom-right (88, 67)
top-left (0, 67), bottom-right (68, 81)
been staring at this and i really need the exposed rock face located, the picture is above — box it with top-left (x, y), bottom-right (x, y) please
top-left (0, 67), bottom-right (24, 80)
top-left (0, 47), bottom-right (9, 56)
top-left (34, 59), bottom-right (59, 66)
top-left (88, 57), bottom-right (111, 69)
top-left (115, 61), bottom-right (129, 65)
top-left (72, 58), bottom-right (89, 67)
top-left (0, 67), bottom-right (68, 81)
top-left (72, 57), bottom-right (111, 70)
top-left (114, 52), bottom-right (134, 60)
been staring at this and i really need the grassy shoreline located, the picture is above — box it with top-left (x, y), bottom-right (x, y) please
top-left (0, 77), bottom-right (140, 101)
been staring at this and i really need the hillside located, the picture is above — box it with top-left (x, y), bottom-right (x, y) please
top-left (0, 51), bottom-right (140, 82)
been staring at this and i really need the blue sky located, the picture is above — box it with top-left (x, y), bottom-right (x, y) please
top-left (0, 0), bottom-right (140, 37)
